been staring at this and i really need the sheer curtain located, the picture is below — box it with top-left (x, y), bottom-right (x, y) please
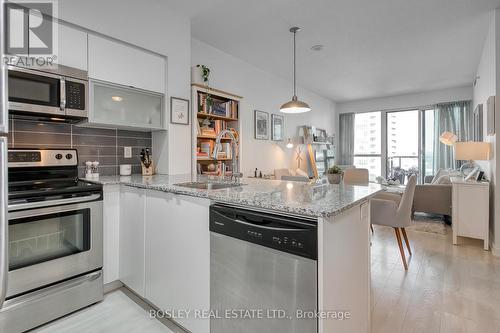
top-left (432, 101), bottom-right (473, 173)
top-left (338, 113), bottom-right (355, 165)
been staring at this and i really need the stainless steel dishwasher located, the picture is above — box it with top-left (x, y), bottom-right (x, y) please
top-left (210, 204), bottom-right (317, 333)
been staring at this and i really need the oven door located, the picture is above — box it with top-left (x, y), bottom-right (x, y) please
top-left (7, 67), bottom-right (65, 117)
top-left (6, 198), bottom-right (102, 298)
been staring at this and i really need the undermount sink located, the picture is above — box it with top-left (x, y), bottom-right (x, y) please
top-left (174, 182), bottom-right (244, 190)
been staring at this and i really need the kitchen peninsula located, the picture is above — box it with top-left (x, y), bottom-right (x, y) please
top-left (87, 175), bottom-right (381, 333)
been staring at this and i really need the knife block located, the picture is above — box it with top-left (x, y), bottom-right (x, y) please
top-left (141, 161), bottom-right (154, 176)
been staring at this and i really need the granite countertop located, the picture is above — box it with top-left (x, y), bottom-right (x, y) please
top-left (83, 174), bottom-right (383, 218)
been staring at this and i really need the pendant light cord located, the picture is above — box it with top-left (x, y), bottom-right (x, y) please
top-left (293, 29), bottom-right (297, 97)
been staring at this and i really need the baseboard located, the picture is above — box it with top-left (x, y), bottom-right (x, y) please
top-left (120, 286), bottom-right (189, 333)
top-left (103, 280), bottom-right (123, 294)
top-left (491, 241), bottom-right (500, 257)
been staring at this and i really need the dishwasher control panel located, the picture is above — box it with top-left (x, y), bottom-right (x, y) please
top-left (210, 204), bottom-right (317, 260)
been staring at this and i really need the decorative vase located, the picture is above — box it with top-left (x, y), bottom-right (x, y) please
top-left (327, 173), bottom-right (342, 184)
top-left (191, 66), bottom-right (205, 85)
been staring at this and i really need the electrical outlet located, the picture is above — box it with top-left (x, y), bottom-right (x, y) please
top-left (124, 146), bottom-right (132, 158)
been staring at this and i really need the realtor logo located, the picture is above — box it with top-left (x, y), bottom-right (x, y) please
top-left (5, 1), bottom-right (52, 54)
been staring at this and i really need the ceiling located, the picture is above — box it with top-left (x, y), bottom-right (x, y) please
top-left (164, 0), bottom-right (500, 102)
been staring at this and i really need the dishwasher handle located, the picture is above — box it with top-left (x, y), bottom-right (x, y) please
top-left (210, 204), bottom-right (317, 260)
top-left (212, 204), bottom-right (317, 229)
top-left (231, 218), bottom-right (309, 232)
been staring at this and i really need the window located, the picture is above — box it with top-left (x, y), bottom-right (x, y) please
top-left (353, 112), bottom-right (382, 181)
top-left (386, 110), bottom-right (419, 183)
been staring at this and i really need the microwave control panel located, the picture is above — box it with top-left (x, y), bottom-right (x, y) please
top-left (66, 81), bottom-right (86, 110)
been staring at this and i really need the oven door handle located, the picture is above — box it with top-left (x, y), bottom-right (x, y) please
top-left (8, 193), bottom-right (101, 211)
top-left (0, 137), bottom-right (8, 309)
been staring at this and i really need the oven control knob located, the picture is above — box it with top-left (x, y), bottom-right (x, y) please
top-left (66, 153), bottom-right (73, 160)
top-left (55, 153), bottom-right (63, 160)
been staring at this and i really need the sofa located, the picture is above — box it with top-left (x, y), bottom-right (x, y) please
top-left (412, 173), bottom-right (452, 217)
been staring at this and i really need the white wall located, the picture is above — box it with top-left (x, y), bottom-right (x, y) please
top-left (191, 38), bottom-right (337, 176)
top-left (338, 86), bottom-right (472, 114)
top-left (473, 9), bottom-right (500, 255)
top-left (57, 0), bottom-right (192, 175)
top-left (473, 14), bottom-right (496, 181)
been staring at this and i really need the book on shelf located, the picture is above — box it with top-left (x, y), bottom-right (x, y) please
top-left (221, 142), bottom-right (232, 159)
top-left (198, 93), bottom-right (208, 114)
top-left (199, 120), bottom-right (228, 137)
top-left (199, 140), bottom-right (214, 156)
top-left (216, 152), bottom-right (227, 159)
top-left (196, 151), bottom-right (208, 157)
top-left (196, 119), bottom-right (201, 135)
top-left (200, 128), bottom-right (216, 136)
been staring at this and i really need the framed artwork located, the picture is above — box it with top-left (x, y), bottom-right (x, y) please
top-left (314, 128), bottom-right (328, 143)
top-left (170, 97), bottom-right (190, 125)
top-left (271, 114), bottom-right (284, 141)
top-left (254, 110), bottom-right (269, 140)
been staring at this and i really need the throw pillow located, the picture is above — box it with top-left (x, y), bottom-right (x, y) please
top-left (435, 175), bottom-right (452, 184)
top-left (431, 169), bottom-right (449, 184)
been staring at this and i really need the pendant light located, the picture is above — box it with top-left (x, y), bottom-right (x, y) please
top-left (280, 27), bottom-right (311, 114)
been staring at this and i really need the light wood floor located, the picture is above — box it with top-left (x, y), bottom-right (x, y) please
top-left (371, 224), bottom-right (500, 333)
top-left (34, 222), bottom-right (500, 333)
top-left (33, 289), bottom-right (179, 333)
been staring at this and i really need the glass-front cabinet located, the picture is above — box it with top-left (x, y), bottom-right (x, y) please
top-left (89, 80), bottom-right (165, 130)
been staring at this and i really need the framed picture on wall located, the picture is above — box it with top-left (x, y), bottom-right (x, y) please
top-left (271, 114), bottom-right (284, 141)
top-left (170, 97), bottom-right (190, 125)
top-left (254, 110), bottom-right (269, 140)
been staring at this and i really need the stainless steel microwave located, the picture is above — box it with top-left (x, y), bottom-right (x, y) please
top-left (8, 65), bottom-right (88, 120)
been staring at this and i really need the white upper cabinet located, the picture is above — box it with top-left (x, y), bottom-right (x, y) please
top-left (56, 23), bottom-right (88, 71)
top-left (88, 35), bottom-right (165, 93)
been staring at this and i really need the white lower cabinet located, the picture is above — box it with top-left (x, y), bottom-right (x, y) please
top-left (145, 191), bottom-right (210, 333)
top-left (119, 186), bottom-right (146, 297)
top-left (103, 185), bottom-right (120, 284)
top-left (451, 178), bottom-right (490, 250)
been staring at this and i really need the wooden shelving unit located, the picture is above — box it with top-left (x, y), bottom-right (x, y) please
top-left (191, 84), bottom-right (242, 176)
top-left (196, 113), bottom-right (238, 122)
top-left (197, 157), bottom-right (233, 162)
top-left (197, 135), bottom-right (232, 141)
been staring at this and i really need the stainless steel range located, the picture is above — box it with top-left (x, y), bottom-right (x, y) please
top-left (0, 148), bottom-right (104, 333)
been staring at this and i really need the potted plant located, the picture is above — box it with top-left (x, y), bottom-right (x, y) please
top-left (326, 165), bottom-right (343, 184)
top-left (192, 64), bottom-right (210, 84)
top-left (391, 166), bottom-right (406, 185)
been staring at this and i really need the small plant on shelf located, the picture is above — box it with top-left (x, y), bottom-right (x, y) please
top-left (325, 165), bottom-right (343, 184)
top-left (197, 64), bottom-right (210, 83)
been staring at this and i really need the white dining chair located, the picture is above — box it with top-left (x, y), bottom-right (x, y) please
top-left (344, 168), bottom-right (372, 232)
top-left (343, 168), bottom-right (369, 184)
top-left (370, 175), bottom-right (417, 270)
top-left (281, 175), bottom-right (309, 182)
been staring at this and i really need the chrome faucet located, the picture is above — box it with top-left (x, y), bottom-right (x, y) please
top-left (212, 129), bottom-right (242, 183)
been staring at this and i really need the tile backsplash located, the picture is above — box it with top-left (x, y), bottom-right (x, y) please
top-left (8, 116), bottom-right (152, 176)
